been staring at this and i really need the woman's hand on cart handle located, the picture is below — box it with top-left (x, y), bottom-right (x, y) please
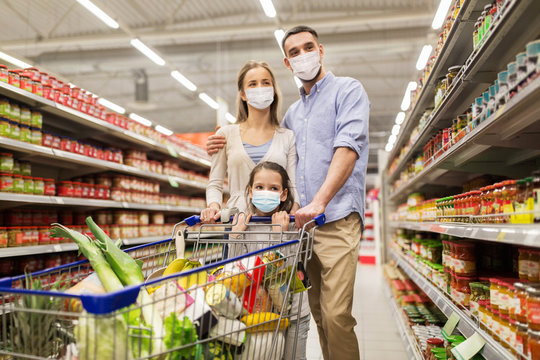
top-left (199, 206), bottom-right (221, 224)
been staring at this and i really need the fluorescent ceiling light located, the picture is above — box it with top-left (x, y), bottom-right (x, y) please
top-left (226, 112), bottom-right (236, 123)
top-left (274, 29), bottom-right (285, 53)
top-left (171, 70), bottom-right (197, 92)
top-left (130, 38), bottom-right (165, 66)
top-left (395, 112), bottom-right (406, 125)
top-left (76, 0), bottom-right (119, 29)
top-left (259, 0), bottom-right (276, 18)
top-left (385, 143), bottom-right (394, 152)
top-left (432, 0), bottom-right (453, 29)
top-left (129, 113), bottom-right (152, 127)
top-left (294, 76), bottom-right (303, 88)
top-left (388, 134), bottom-right (397, 145)
top-left (97, 97), bottom-right (125, 114)
top-left (155, 125), bottom-right (173, 136)
top-left (0, 51), bottom-right (32, 68)
top-left (400, 81), bottom-right (418, 111)
top-left (199, 93), bottom-right (219, 110)
top-left (416, 45), bottom-right (433, 70)
top-left (392, 124), bottom-right (401, 136)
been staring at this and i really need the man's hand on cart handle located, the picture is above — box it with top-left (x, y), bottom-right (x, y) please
top-left (295, 202), bottom-right (326, 230)
top-left (206, 134), bottom-right (226, 156)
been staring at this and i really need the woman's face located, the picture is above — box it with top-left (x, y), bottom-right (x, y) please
top-left (249, 168), bottom-right (288, 202)
top-left (241, 67), bottom-right (274, 101)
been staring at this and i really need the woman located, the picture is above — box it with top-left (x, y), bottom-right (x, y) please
top-left (201, 60), bottom-right (300, 222)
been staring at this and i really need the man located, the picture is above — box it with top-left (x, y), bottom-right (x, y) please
top-left (207, 25), bottom-right (369, 360)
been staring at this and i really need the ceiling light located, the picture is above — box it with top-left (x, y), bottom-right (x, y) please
top-left (432, 0), bottom-right (453, 29)
top-left (395, 112), bottom-right (406, 125)
top-left (392, 124), bottom-right (401, 136)
top-left (274, 29), bottom-right (285, 53)
top-left (76, 0), bottom-right (119, 29)
top-left (171, 70), bottom-right (197, 92)
top-left (400, 81), bottom-right (418, 111)
top-left (199, 93), bottom-right (219, 110)
top-left (385, 143), bottom-right (394, 152)
top-left (130, 38), bottom-right (165, 66)
top-left (388, 134), bottom-right (397, 145)
top-left (415, 45), bottom-right (433, 70)
top-left (259, 0), bottom-right (276, 18)
top-left (226, 113), bottom-right (236, 123)
top-left (0, 51), bottom-right (32, 68)
top-left (97, 97), bottom-right (125, 114)
top-left (129, 113), bottom-right (152, 127)
top-left (155, 125), bottom-right (173, 136)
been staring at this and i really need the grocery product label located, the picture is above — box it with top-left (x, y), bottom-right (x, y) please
top-left (469, 301), bottom-right (480, 316)
top-left (453, 259), bottom-right (475, 274)
top-left (451, 332), bottom-right (486, 360)
top-left (528, 302), bottom-right (540, 324)
top-left (442, 312), bottom-right (460, 338)
top-left (499, 293), bottom-right (509, 311)
top-left (519, 259), bottom-right (531, 277)
top-left (529, 261), bottom-right (540, 279)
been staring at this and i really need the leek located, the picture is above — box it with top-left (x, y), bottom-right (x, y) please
top-left (50, 224), bottom-right (123, 292)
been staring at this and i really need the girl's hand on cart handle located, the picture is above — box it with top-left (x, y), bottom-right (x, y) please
top-left (294, 202), bottom-right (326, 230)
top-left (200, 206), bottom-right (221, 224)
top-left (232, 213), bottom-right (251, 232)
top-left (206, 134), bottom-right (226, 156)
top-left (271, 211), bottom-right (290, 232)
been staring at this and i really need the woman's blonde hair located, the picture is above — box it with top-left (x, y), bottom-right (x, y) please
top-left (236, 60), bottom-right (281, 127)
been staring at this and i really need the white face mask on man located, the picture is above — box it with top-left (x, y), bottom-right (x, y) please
top-left (245, 86), bottom-right (274, 110)
top-left (288, 50), bottom-right (321, 81)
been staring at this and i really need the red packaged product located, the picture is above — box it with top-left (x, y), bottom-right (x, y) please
top-left (72, 182), bottom-right (82, 197)
top-left (57, 181), bottom-right (74, 197)
top-left (60, 138), bottom-right (72, 152)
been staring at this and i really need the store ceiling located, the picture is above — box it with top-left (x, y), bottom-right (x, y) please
top-left (0, 0), bottom-right (436, 171)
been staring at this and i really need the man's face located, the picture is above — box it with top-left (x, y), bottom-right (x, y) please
top-left (283, 32), bottom-right (323, 71)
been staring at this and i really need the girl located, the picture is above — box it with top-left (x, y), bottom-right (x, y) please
top-left (232, 161), bottom-right (310, 360)
top-left (201, 60), bottom-right (300, 223)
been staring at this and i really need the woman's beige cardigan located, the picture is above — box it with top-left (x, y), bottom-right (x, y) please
top-left (206, 124), bottom-right (300, 212)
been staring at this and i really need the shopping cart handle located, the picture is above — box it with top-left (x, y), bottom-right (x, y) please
top-left (185, 213), bottom-right (326, 226)
top-left (185, 215), bottom-right (201, 226)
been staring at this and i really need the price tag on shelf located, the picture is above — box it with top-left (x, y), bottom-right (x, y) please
top-left (168, 177), bottom-right (179, 188)
top-left (54, 197), bottom-right (65, 204)
top-left (497, 231), bottom-right (506, 242)
top-left (494, 104), bottom-right (506, 119)
top-left (122, 201), bottom-right (129, 208)
top-left (53, 245), bottom-right (62, 252)
top-left (166, 145), bottom-right (178, 158)
top-left (451, 332), bottom-right (485, 360)
top-left (442, 312), bottom-right (460, 338)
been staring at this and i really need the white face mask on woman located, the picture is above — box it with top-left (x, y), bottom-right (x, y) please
top-left (245, 86), bottom-right (274, 109)
top-left (288, 50), bottom-right (321, 81)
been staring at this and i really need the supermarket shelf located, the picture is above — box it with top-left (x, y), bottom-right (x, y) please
top-left (387, 0), bottom-right (540, 178)
top-left (383, 279), bottom-right (423, 360)
top-left (0, 192), bottom-right (203, 213)
top-left (0, 81), bottom-right (210, 170)
top-left (0, 243), bottom-right (78, 258)
top-left (0, 137), bottom-right (208, 191)
top-left (390, 221), bottom-right (540, 246)
top-left (388, 0), bottom-right (491, 164)
top-left (390, 249), bottom-right (515, 360)
top-left (389, 74), bottom-right (540, 203)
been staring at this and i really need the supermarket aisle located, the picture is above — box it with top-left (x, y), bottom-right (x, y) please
top-left (306, 264), bottom-right (408, 360)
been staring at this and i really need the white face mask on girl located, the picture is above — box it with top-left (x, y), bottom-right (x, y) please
top-left (245, 86), bottom-right (274, 110)
top-left (288, 50), bottom-right (321, 81)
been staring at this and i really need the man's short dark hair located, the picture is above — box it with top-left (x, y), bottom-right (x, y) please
top-left (281, 25), bottom-right (319, 54)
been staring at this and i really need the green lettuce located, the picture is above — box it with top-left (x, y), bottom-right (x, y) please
top-left (164, 314), bottom-right (202, 360)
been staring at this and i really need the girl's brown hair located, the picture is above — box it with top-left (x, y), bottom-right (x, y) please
top-left (236, 60), bottom-right (281, 127)
top-left (245, 161), bottom-right (294, 213)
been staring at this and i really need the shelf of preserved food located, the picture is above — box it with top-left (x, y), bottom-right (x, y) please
top-left (387, 0), bottom-right (540, 180)
top-left (0, 81), bottom-right (211, 170)
top-left (388, 0), bottom-right (492, 164)
top-left (390, 221), bottom-right (540, 246)
top-left (383, 279), bottom-right (424, 360)
top-left (0, 137), bottom-right (208, 192)
top-left (390, 248), bottom-right (515, 360)
top-left (389, 74), bottom-right (540, 202)
top-left (0, 192), bottom-right (203, 213)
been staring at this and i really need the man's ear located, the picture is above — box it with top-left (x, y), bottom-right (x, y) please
top-left (319, 43), bottom-right (324, 62)
top-left (284, 57), bottom-right (292, 71)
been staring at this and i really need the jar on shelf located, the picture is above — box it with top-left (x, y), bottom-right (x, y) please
top-left (7, 227), bottom-right (23, 247)
top-left (33, 177), bottom-right (44, 195)
top-left (8, 70), bottom-right (20, 88)
top-left (517, 321), bottom-right (529, 357)
top-left (452, 273), bottom-right (475, 307)
top-left (519, 248), bottom-right (531, 280)
top-left (0, 173), bottom-right (12, 192)
top-left (44, 178), bottom-right (55, 196)
top-left (514, 282), bottom-right (529, 323)
top-left (530, 330), bottom-right (540, 360)
top-left (527, 286), bottom-right (540, 331)
top-left (530, 250), bottom-right (540, 282)
top-left (57, 181), bottom-right (74, 197)
top-left (8, 121), bottom-right (20, 140)
top-left (11, 174), bottom-right (23, 193)
top-left (0, 227), bottom-right (7, 248)
top-left (30, 127), bottom-right (42, 145)
top-left (22, 176), bottom-right (33, 194)
top-left (0, 65), bottom-right (8, 83)
top-left (446, 65), bottom-right (462, 88)
top-left (452, 241), bottom-right (476, 275)
top-left (0, 153), bottom-right (14, 173)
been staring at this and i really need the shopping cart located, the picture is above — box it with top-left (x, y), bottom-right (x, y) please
top-left (0, 213), bottom-right (325, 360)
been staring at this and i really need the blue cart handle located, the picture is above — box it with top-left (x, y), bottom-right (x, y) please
top-left (185, 214), bottom-right (326, 227)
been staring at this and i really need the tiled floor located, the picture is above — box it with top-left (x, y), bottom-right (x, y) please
top-left (305, 263), bottom-right (409, 360)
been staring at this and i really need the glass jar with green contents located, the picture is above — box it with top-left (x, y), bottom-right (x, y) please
top-left (12, 174), bottom-right (24, 193)
top-left (33, 177), bottom-right (44, 195)
top-left (30, 127), bottom-right (41, 145)
top-left (0, 98), bottom-right (9, 118)
top-left (9, 103), bottom-right (20, 122)
top-left (0, 117), bottom-right (10, 137)
top-left (428, 241), bottom-right (443, 264)
top-left (19, 124), bottom-right (31, 143)
top-left (20, 162), bottom-right (31, 176)
top-left (19, 107), bottom-right (31, 126)
top-left (0, 153), bottom-right (13, 173)
top-left (31, 111), bottom-right (42, 129)
top-left (8, 121), bottom-right (19, 140)
top-left (22, 176), bottom-right (34, 194)
top-left (0, 173), bottom-right (12, 192)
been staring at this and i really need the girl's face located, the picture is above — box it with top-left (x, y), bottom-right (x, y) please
top-left (240, 67), bottom-right (274, 101)
top-left (249, 168), bottom-right (288, 213)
